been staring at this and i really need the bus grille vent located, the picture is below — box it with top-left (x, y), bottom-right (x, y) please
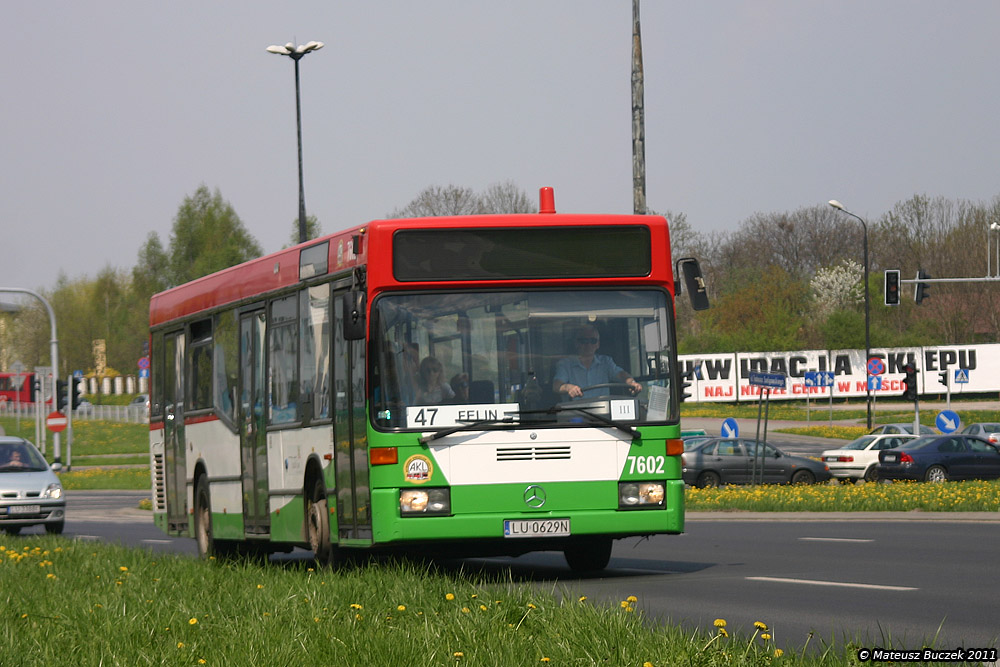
top-left (496, 446), bottom-right (572, 461)
top-left (152, 453), bottom-right (166, 510)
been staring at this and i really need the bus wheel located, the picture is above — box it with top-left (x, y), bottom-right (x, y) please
top-left (306, 477), bottom-right (333, 566)
top-left (564, 538), bottom-right (613, 573)
top-left (194, 475), bottom-right (235, 560)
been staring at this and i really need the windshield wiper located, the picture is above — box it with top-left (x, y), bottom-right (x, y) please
top-left (519, 406), bottom-right (640, 439)
top-left (418, 414), bottom-right (520, 445)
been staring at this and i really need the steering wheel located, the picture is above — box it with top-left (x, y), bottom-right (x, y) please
top-left (561, 383), bottom-right (636, 400)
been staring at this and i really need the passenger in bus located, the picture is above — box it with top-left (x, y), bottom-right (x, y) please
top-left (450, 373), bottom-right (470, 403)
top-left (415, 356), bottom-right (455, 404)
top-left (552, 324), bottom-right (642, 399)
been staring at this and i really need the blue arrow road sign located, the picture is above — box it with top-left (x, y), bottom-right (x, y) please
top-left (936, 409), bottom-right (960, 433)
top-left (868, 376), bottom-right (883, 391)
top-left (721, 418), bottom-right (739, 438)
top-left (804, 371), bottom-right (834, 387)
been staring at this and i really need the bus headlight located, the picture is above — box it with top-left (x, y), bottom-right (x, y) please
top-left (618, 482), bottom-right (665, 509)
top-left (400, 488), bottom-right (451, 516)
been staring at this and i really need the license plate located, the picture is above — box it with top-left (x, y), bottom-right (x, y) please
top-left (503, 518), bottom-right (570, 538)
top-left (882, 454), bottom-right (898, 463)
top-left (8, 505), bottom-right (40, 515)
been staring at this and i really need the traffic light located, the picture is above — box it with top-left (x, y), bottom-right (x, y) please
top-left (902, 363), bottom-right (918, 401)
top-left (914, 269), bottom-right (931, 304)
top-left (680, 379), bottom-right (692, 403)
top-left (71, 379), bottom-right (82, 409)
top-left (884, 270), bottom-right (900, 306)
top-left (56, 379), bottom-right (67, 411)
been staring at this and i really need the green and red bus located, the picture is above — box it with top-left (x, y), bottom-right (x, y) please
top-left (149, 187), bottom-right (706, 571)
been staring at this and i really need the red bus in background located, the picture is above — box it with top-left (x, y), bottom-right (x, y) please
top-left (0, 372), bottom-right (35, 404)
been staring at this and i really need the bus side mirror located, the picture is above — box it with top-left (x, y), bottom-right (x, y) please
top-left (675, 257), bottom-right (710, 311)
top-left (343, 290), bottom-right (366, 340)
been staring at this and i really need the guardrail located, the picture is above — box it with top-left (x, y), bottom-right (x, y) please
top-left (0, 401), bottom-right (148, 424)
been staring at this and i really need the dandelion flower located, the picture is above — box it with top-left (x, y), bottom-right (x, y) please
top-left (541, 659), bottom-right (551, 663)
top-left (453, 652), bottom-right (464, 658)
top-left (350, 603), bottom-right (363, 610)
top-left (713, 618), bottom-right (727, 628)
top-left (189, 618), bottom-right (198, 625)
top-left (644, 663), bottom-right (655, 667)
top-left (119, 566), bottom-right (128, 572)
top-left (397, 605), bottom-right (406, 611)
top-left (256, 584), bottom-right (264, 589)
top-left (754, 621), bottom-right (768, 630)
top-left (774, 649), bottom-right (784, 657)
top-left (719, 628), bottom-right (729, 638)
top-left (626, 595), bottom-right (638, 603)
top-left (479, 605), bottom-right (488, 611)
top-left (461, 607), bottom-right (470, 613)
top-left (177, 642), bottom-right (185, 649)
top-left (761, 633), bottom-right (771, 640)
top-left (446, 593), bottom-right (455, 601)
top-left (527, 603), bottom-right (537, 610)
top-left (578, 596), bottom-right (588, 602)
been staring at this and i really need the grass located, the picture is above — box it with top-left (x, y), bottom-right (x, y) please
top-left (0, 417), bottom-right (148, 455)
top-left (686, 479), bottom-right (1000, 512)
top-left (0, 536), bottom-right (889, 665)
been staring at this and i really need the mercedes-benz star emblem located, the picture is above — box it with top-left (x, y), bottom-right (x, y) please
top-left (523, 485), bottom-right (546, 508)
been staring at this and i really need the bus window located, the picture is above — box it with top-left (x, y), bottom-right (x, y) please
top-left (371, 289), bottom-right (677, 430)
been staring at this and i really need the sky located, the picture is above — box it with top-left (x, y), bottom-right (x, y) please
top-left (3, 1), bottom-right (1000, 292)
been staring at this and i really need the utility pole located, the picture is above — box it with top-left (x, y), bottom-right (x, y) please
top-left (631, 0), bottom-right (646, 215)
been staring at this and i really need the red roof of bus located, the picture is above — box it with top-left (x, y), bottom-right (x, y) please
top-left (150, 212), bottom-right (673, 327)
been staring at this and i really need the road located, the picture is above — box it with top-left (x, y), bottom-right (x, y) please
top-left (8, 491), bottom-right (992, 655)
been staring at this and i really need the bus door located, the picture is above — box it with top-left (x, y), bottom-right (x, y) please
top-left (334, 289), bottom-right (371, 541)
top-left (239, 309), bottom-right (270, 535)
top-left (163, 332), bottom-right (187, 531)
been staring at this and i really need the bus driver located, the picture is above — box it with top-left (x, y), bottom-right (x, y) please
top-left (552, 324), bottom-right (642, 399)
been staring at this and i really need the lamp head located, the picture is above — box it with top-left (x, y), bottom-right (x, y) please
top-left (828, 200), bottom-right (845, 211)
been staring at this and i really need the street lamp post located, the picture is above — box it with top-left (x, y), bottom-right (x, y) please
top-left (828, 200), bottom-right (872, 430)
top-left (267, 40), bottom-right (324, 245)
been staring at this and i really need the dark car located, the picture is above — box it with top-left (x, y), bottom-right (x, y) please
top-left (877, 435), bottom-right (1000, 482)
top-left (681, 437), bottom-right (832, 488)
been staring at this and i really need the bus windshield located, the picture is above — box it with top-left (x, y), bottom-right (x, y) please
top-left (371, 288), bottom-right (678, 430)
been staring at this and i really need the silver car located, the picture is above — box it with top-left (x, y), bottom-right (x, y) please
top-left (0, 436), bottom-right (66, 534)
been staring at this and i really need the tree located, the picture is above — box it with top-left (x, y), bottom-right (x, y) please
top-left (167, 185), bottom-right (263, 286)
top-left (389, 182), bottom-right (537, 218)
top-left (810, 259), bottom-right (864, 319)
top-left (287, 214), bottom-right (322, 247)
top-left (390, 185), bottom-right (483, 218)
top-left (480, 181), bottom-right (536, 214)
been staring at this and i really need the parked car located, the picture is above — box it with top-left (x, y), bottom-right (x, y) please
top-left (869, 423), bottom-right (936, 435)
top-left (0, 436), bottom-right (65, 534)
top-left (822, 434), bottom-right (918, 482)
top-left (960, 422), bottom-right (1000, 444)
top-left (130, 394), bottom-right (150, 414)
top-left (877, 434), bottom-right (1000, 482)
top-left (682, 437), bottom-right (832, 488)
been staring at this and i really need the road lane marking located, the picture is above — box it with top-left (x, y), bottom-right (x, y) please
top-left (746, 576), bottom-right (917, 591)
top-left (799, 537), bottom-right (874, 543)
top-left (141, 539), bottom-right (175, 544)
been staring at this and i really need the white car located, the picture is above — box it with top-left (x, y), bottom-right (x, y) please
top-left (822, 434), bottom-right (919, 483)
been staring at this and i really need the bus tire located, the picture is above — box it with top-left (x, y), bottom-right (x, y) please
top-left (564, 537), bottom-right (613, 573)
top-left (195, 475), bottom-right (236, 560)
top-left (306, 477), bottom-right (333, 566)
